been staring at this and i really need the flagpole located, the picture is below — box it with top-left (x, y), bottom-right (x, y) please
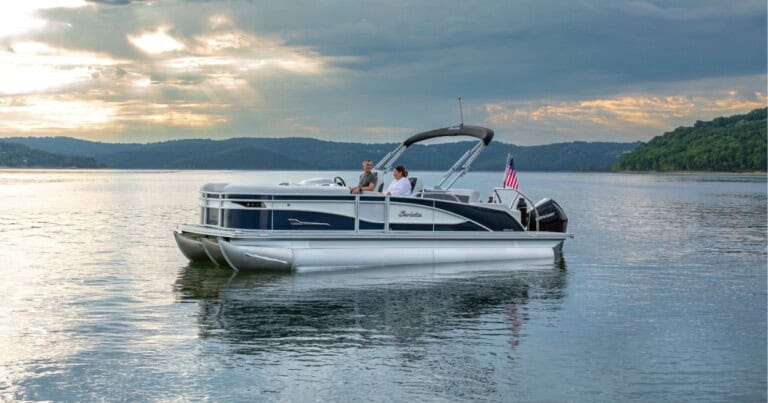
top-left (503, 153), bottom-right (509, 188)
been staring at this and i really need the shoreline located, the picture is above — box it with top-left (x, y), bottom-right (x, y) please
top-left (0, 167), bottom-right (766, 176)
top-left (614, 170), bottom-right (767, 176)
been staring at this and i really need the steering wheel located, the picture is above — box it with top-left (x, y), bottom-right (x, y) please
top-left (333, 176), bottom-right (346, 187)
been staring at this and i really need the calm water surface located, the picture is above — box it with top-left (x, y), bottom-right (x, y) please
top-left (0, 170), bottom-right (765, 401)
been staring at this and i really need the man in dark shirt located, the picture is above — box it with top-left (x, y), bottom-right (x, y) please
top-left (350, 159), bottom-right (378, 194)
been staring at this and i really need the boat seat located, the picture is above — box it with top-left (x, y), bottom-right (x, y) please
top-left (374, 171), bottom-right (384, 192)
top-left (408, 177), bottom-right (423, 194)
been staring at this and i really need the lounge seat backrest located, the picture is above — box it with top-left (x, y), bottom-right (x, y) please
top-left (373, 171), bottom-right (384, 192)
top-left (408, 177), bottom-right (423, 195)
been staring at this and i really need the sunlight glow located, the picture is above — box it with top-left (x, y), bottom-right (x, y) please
top-left (485, 92), bottom-right (767, 130)
top-left (139, 111), bottom-right (227, 127)
top-left (165, 55), bottom-right (323, 75)
top-left (482, 89), bottom-right (767, 142)
top-left (0, 42), bottom-right (121, 94)
top-left (0, 97), bottom-right (231, 133)
top-left (132, 77), bottom-right (152, 88)
top-left (0, 1), bottom-right (88, 38)
top-left (128, 27), bottom-right (186, 54)
top-left (187, 29), bottom-right (328, 74)
top-left (117, 102), bottom-right (228, 127)
top-left (0, 98), bottom-right (115, 131)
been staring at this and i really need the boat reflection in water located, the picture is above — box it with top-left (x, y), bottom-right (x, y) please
top-left (174, 259), bottom-right (568, 354)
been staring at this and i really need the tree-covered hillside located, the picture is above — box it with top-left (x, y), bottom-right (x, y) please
top-left (0, 142), bottom-right (105, 168)
top-left (613, 108), bottom-right (767, 172)
top-left (3, 136), bottom-right (638, 171)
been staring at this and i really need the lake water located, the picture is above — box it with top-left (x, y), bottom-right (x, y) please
top-left (0, 170), bottom-right (765, 401)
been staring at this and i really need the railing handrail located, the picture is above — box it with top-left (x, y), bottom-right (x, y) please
top-left (492, 187), bottom-right (539, 231)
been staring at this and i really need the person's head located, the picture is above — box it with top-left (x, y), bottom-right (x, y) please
top-left (362, 159), bottom-right (373, 173)
top-left (393, 165), bottom-right (408, 179)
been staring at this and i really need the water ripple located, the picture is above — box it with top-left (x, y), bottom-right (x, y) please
top-left (0, 171), bottom-right (764, 401)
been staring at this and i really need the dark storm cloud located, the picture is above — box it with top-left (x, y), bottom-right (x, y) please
top-left (222, 0), bottom-right (766, 100)
top-left (44, 0), bottom-right (767, 99)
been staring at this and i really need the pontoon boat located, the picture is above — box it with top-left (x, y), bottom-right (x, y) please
top-left (174, 125), bottom-right (571, 272)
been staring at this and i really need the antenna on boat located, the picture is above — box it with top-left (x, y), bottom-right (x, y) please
top-left (458, 97), bottom-right (464, 126)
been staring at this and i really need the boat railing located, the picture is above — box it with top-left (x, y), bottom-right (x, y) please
top-left (492, 187), bottom-right (540, 231)
top-left (197, 191), bottom-right (498, 232)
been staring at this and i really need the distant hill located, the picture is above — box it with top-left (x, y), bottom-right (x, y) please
top-left (1, 135), bottom-right (639, 172)
top-left (613, 108), bottom-right (767, 172)
top-left (1, 136), bottom-right (143, 157)
top-left (0, 142), bottom-right (105, 168)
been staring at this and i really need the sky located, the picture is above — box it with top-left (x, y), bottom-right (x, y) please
top-left (0, 0), bottom-right (764, 145)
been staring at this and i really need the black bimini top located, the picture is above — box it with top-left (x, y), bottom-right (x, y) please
top-left (403, 125), bottom-right (494, 147)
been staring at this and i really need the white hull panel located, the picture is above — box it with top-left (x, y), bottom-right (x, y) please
top-left (217, 236), bottom-right (562, 272)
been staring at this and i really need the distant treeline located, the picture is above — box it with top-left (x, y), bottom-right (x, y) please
top-left (0, 136), bottom-right (639, 172)
top-left (0, 142), bottom-right (105, 168)
top-left (3, 109), bottom-right (764, 172)
top-left (613, 108), bottom-right (767, 172)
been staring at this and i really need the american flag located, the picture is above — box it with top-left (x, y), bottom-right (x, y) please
top-left (503, 154), bottom-right (519, 189)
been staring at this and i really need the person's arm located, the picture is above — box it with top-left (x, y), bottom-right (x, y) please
top-left (361, 173), bottom-right (377, 192)
top-left (361, 181), bottom-right (376, 192)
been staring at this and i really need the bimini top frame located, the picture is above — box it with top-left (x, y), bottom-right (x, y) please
top-left (374, 124), bottom-right (494, 190)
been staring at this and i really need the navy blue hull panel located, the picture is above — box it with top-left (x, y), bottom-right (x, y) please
top-left (219, 198), bottom-right (524, 232)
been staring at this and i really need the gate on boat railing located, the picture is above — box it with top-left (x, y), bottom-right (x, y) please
top-left (491, 187), bottom-right (540, 231)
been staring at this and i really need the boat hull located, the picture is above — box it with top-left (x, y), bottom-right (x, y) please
top-left (173, 230), bottom-right (209, 262)
top-left (221, 240), bottom-right (560, 273)
top-left (201, 237), bottom-right (231, 267)
top-left (175, 226), bottom-right (569, 272)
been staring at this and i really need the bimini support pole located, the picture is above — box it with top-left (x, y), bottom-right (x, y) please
top-left (443, 142), bottom-right (487, 189)
top-left (434, 141), bottom-right (486, 190)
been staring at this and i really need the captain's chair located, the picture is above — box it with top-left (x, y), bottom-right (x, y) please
top-left (408, 177), bottom-right (423, 195)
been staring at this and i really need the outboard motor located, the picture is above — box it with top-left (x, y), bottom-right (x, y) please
top-left (529, 198), bottom-right (568, 232)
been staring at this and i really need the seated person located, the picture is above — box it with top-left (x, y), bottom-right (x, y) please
top-left (350, 159), bottom-right (377, 194)
top-left (384, 165), bottom-right (411, 197)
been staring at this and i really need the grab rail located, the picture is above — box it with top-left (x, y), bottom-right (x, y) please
top-left (492, 187), bottom-right (539, 231)
top-left (198, 191), bottom-right (508, 232)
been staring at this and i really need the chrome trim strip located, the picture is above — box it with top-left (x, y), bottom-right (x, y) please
top-left (288, 218), bottom-right (330, 227)
top-left (181, 224), bottom-right (573, 240)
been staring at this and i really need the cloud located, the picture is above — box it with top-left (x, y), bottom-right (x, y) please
top-left (362, 127), bottom-right (415, 136)
top-left (115, 101), bottom-right (229, 128)
top-left (0, 95), bottom-right (229, 135)
top-left (483, 78), bottom-right (767, 144)
top-left (0, 42), bottom-right (122, 94)
top-left (86, 0), bottom-right (145, 5)
top-left (0, 3), bottom-right (344, 140)
top-left (0, 1), bottom-right (88, 38)
top-left (0, 0), bottom-right (763, 143)
top-left (581, 0), bottom-right (766, 21)
top-left (128, 26), bottom-right (185, 54)
top-left (0, 96), bottom-right (115, 132)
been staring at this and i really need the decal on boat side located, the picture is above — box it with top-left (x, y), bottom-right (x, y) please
top-left (398, 210), bottom-right (423, 218)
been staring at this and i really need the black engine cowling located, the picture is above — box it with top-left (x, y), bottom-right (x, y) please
top-left (529, 198), bottom-right (568, 232)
